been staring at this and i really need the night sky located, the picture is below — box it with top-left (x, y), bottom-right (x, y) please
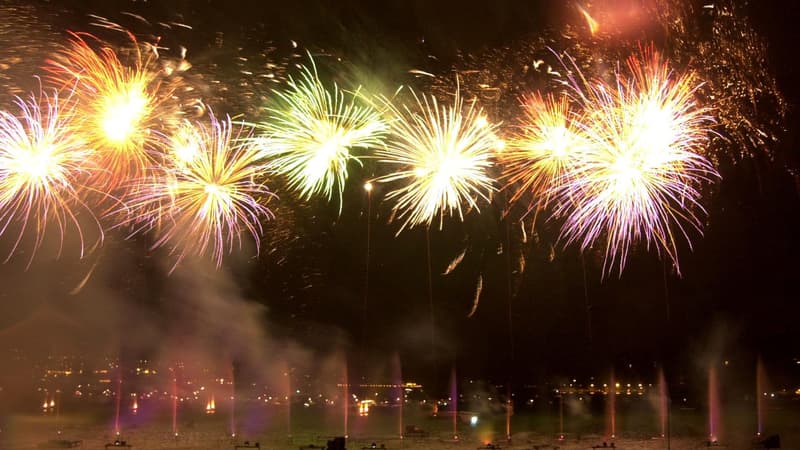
top-left (0, 0), bottom-right (799, 394)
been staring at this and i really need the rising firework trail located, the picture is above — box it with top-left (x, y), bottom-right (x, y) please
top-left (374, 85), bottom-right (501, 387)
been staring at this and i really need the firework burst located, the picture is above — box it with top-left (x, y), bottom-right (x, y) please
top-left (374, 88), bottom-right (501, 233)
top-left (257, 57), bottom-right (388, 210)
top-left (169, 119), bottom-right (204, 169)
top-left (554, 49), bottom-right (719, 276)
top-left (122, 114), bottom-right (275, 269)
top-left (502, 93), bottom-right (589, 216)
top-left (0, 90), bottom-right (99, 262)
top-left (44, 31), bottom-right (176, 190)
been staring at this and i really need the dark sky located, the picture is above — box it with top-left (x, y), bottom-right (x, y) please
top-left (1, 0), bottom-right (799, 393)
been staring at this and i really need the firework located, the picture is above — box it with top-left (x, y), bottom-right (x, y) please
top-left (169, 119), bottom-right (204, 169)
top-left (554, 50), bottom-right (719, 276)
top-left (0, 90), bottom-right (98, 262)
top-left (658, 0), bottom-right (787, 162)
top-left (44, 31), bottom-right (175, 189)
top-left (576, 4), bottom-right (600, 36)
top-left (257, 57), bottom-right (388, 210)
top-left (374, 88), bottom-right (500, 232)
top-left (502, 93), bottom-right (589, 216)
top-left (122, 114), bottom-right (275, 269)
